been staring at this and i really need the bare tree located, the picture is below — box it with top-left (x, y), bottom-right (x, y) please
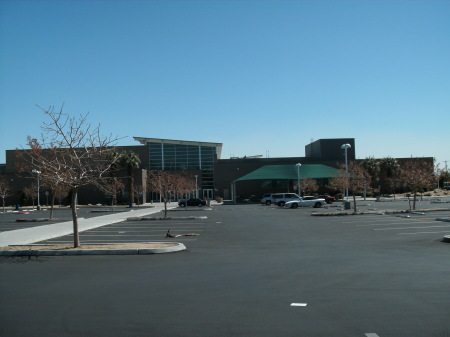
top-left (173, 172), bottom-right (197, 211)
top-left (328, 168), bottom-right (347, 200)
top-left (147, 170), bottom-right (179, 218)
top-left (0, 176), bottom-right (14, 213)
top-left (22, 105), bottom-right (121, 247)
top-left (133, 184), bottom-right (144, 206)
top-left (97, 176), bottom-right (125, 210)
top-left (329, 162), bottom-right (371, 212)
top-left (147, 171), bottom-right (196, 217)
top-left (401, 160), bottom-right (437, 210)
top-left (347, 162), bottom-right (371, 212)
top-left (300, 178), bottom-right (318, 196)
top-left (53, 183), bottom-right (70, 208)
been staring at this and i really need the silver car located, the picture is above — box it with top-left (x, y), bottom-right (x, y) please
top-left (284, 196), bottom-right (325, 208)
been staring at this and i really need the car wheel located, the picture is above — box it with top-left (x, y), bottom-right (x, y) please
top-left (265, 200), bottom-right (272, 205)
top-left (314, 202), bottom-right (322, 208)
top-left (180, 203), bottom-right (185, 207)
top-left (198, 204), bottom-right (203, 207)
top-left (278, 201), bottom-right (285, 207)
top-left (291, 203), bottom-right (298, 209)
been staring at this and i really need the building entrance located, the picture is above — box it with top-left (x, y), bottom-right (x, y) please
top-left (203, 189), bottom-right (213, 200)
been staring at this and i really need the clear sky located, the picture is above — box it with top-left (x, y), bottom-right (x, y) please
top-left (1, 0), bottom-right (449, 169)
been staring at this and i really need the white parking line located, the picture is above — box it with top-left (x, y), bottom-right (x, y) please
top-left (357, 222), bottom-right (435, 227)
top-left (374, 225), bottom-right (450, 231)
top-left (290, 303), bottom-right (307, 307)
top-left (85, 229), bottom-right (205, 233)
top-left (365, 334), bottom-right (380, 337)
top-left (399, 231), bottom-right (450, 235)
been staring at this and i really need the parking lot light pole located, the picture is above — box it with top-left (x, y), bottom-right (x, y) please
top-left (195, 175), bottom-right (198, 199)
top-left (296, 163), bottom-right (302, 197)
top-left (32, 169), bottom-right (41, 210)
top-left (341, 144), bottom-right (351, 201)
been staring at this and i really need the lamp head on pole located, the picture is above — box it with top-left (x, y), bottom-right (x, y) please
top-left (341, 144), bottom-right (351, 150)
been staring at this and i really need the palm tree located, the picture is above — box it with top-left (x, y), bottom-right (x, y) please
top-left (120, 151), bottom-right (141, 207)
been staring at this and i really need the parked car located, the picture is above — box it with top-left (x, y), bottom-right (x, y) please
top-left (284, 196), bottom-right (326, 208)
top-left (178, 198), bottom-right (207, 207)
top-left (261, 193), bottom-right (276, 205)
top-left (318, 194), bottom-right (336, 204)
top-left (261, 193), bottom-right (300, 206)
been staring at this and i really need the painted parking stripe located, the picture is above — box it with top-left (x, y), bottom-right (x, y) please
top-left (365, 334), bottom-right (380, 337)
top-left (357, 222), bottom-right (435, 227)
top-left (399, 231), bottom-right (450, 235)
top-left (85, 229), bottom-right (205, 233)
top-left (374, 225), bottom-right (450, 231)
top-left (290, 303), bottom-right (307, 307)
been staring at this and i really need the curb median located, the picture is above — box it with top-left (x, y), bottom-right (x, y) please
top-left (0, 243), bottom-right (187, 256)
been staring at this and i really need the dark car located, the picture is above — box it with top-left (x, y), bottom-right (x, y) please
top-left (318, 195), bottom-right (336, 204)
top-left (178, 198), bottom-right (207, 207)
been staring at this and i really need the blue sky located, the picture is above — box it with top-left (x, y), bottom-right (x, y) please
top-left (1, 0), bottom-right (449, 169)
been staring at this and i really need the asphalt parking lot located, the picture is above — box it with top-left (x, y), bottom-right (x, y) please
top-left (1, 201), bottom-right (449, 337)
top-left (39, 207), bottom-right (211, 246)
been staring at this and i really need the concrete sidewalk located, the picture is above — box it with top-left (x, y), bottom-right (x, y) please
top-left (0, 203), bottom-right (177, 247)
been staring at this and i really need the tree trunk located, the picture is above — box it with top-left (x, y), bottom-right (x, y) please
top-left (128, 166), bottom-right (134, 207)
top-left (413, 191), bottom-right (417, 210)
top-left (50, 195), bottom-right (55, 219)
top-left (353, 194), bottom-right (357, 213)
top-left (71, 188), bottom-right (80, 248)
top-left (2, 198), bottom-right (5, 213)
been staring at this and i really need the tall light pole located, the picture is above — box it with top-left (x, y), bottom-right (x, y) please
top-left (296, 163), bottom-right (302, 197)
top-left (195, 175), bottom-right (198, 199)
top-left (341, 144), bottom-right (351, 201)
top-left (32, 169), bottom-right (41, 210)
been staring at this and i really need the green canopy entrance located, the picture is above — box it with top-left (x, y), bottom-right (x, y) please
top-left (235, 164), bottom-right (338, 181)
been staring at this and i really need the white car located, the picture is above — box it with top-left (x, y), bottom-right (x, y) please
top-left (261, 193), bottom-right (300, 206)
top-left (284, 196), bottom-right (326, 208)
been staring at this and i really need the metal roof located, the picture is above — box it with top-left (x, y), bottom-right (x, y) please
top-left (235, 164), bottom-right (338, 181)
top-left (133, 137), bottom-right (223, 159)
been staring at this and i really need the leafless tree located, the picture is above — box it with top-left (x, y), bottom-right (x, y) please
top-left (0, 176), bottom-right (14, 213)
top-left (300, 178), bottom-right (318, 196)
top-left (401, 160), bottom-right (437, 210)
top-left (147, 170), bottom-right (179, 218)
top-left (97, 176), bottom-right (125, 210)
top-left (328, 168), bottom-right (347, 200)
top-left (133, 184), bottom-right (144, 206)
top-left (22, 105), bottom-right (121, 247)
top-left (53, 183), bottom-right (70, 208)
top-left (173, 172), bottom-right (197, 211)
top-left (330, 162), bottom-right (371, 212)
top-left (147, 170), bottom-right (196, 217)
top-left (347, 162), bottom-right (371, 212)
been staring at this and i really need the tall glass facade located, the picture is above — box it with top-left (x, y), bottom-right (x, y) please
top-left (146, 141), bottom-right (218, 195)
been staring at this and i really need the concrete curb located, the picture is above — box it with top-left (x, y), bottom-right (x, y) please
top-left (0, 243), bottom-right (187, 256)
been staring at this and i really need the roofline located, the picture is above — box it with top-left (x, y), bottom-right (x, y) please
top-left (133, 137), bottom-right (223, 159)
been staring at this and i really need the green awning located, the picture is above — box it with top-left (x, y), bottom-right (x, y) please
top-left (235, 164), bottom-right (338, 181)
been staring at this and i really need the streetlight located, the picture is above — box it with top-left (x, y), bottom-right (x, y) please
top-left (195, 175), bottom-right (198, 199)
top-left (296, 163), bottom-right (302, 197)
top-left (341, 144), bottom-right (351, 201)
top-left (32, 169), bottom-right (41, 210)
